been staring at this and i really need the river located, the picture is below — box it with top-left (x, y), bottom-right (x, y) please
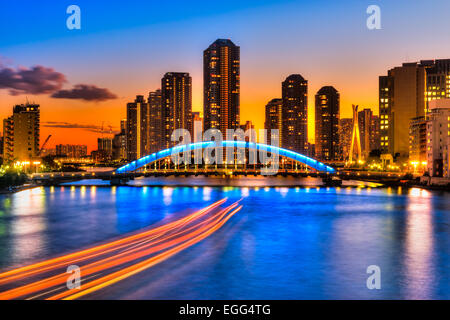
top-left (0, 178), bottom-right (449, 299)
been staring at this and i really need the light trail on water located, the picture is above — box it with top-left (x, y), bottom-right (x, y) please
top-left (0, 198), bottom-right (242, 300)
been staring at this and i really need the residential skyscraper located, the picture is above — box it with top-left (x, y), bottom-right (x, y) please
top-left (264, 98), bottom-right (282, 146)
top-left (203, 39), bottom-right (240, 133)
top-left (126, 95), bottom-right (149, 161)
top-left (148, 89), bottom-right (163, 153)
top-left (315, 86), bottom-right (340, 161)
top-left (379, 63), bottom-right (426, 159)
top-left (161, 72), bottom-right (192, 149)
top-left (2, 103), bottom-right (40, 162)
top-left (281, 74), bottom-right (308, 153)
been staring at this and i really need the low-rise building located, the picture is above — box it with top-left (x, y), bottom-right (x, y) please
top-left (409, 116), bottom-right (427, 173)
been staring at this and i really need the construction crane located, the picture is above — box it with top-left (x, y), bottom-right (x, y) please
top-left (38, 134), bottom-right (52, 156)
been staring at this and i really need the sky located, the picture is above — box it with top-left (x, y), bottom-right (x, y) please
top-left (1, 0), bottom-right (450, 151)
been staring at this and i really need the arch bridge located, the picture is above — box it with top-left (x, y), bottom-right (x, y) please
top-left (116, 141), bottom-right (336, 175)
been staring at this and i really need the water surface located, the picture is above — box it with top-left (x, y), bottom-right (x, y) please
top-left (0, 182), bottom-right (449, 299)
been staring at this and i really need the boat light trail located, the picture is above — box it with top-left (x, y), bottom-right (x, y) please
top-left (0, 198), bottom-right (242, 300)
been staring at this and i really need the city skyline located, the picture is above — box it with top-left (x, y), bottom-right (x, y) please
top-left (2, 1), bottom-right (450, 151)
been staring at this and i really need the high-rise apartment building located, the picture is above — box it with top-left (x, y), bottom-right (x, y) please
top-left (148, 89), bottom-right (162, 154)
top-left (315, 86), bottom-right (339, 161)
top-left (2, 104), bottom-right (40, 162)
top-left (282, 74), bottom-right (308, 153)
top-left (126, 95), bottom-right (149, 161)
top-left (264, 98), bottom-right (282, 146)
top-left (203, 39), bottom-right (240, 133)
top-left (379, 63), bottom-right (426, 159)
top-left (161, 72), bottom-right (192, 149)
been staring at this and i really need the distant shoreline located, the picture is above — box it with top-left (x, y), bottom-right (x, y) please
top-left (0, 184), bottom-right (40, 194)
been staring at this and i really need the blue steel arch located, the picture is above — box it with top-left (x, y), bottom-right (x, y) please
top-left (116, 141), bottom-right (336, 174)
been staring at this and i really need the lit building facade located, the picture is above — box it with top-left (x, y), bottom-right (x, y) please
top-left (113, 120), bottom-right (127, 161)
top-left (426, 99), bottom-right (450, 177)
top-left (265, 98), bottom-right (282, 146)
top-left (2, 117), bottom-right (14, 163)
top-left (315, 86), bottom-right (340, 161)
top-left (55, 144), bottom-right (88, 159)
top-left (192, 112), bottom-right (203, 142)
top-left (97, 138), bottom-right (113, 162)
top-left (161, 72), bottom-right (192, 149)
top-left (370, 115), bottom-right (381, 152)
top-left (358, 108), bottom-right (380, 159)
top-left (379, 63), bottom-right (426, 159)
top-left (148, 89), bottom-right (162, 154)
top-left (126, 95), bottom-right (149, 161)
top-left (282, 74), bottom-right (308, 154)
top-left (203, 39), bottom-right (240, 133)
top-left (2, 104), bottom-right (40, 163)
top-left (409, 116), bottom-right (427, 172)
top-left (338, 118), bottom-right (353, 161)
top-left (419, 59), bottom-right (450, 113)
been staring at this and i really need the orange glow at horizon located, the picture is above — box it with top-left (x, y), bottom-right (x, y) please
top-left (0, 70), bottom-right (378, 151)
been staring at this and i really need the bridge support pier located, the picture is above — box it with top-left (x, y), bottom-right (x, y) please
top-left (110, 177), bottom-right (130, 186)
top-left (322, 176), bottom-right (342, 187)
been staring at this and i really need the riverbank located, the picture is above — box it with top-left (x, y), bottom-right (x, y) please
top-left (0, 184), bottom-right (40, 194)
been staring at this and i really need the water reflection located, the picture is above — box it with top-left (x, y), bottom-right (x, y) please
top-left (403, 188), bottom-right (435, 299)
top-left (10, 189), bottom-right (47, 265)
top-left (163, 187), bottom-right (173, 205)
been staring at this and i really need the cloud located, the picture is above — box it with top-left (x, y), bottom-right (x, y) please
top-left (51, 84), bottom-right (117, 101)
top-left (0, 65), bottom-right (66, 95)
top-left (42, 121), bottom-right (118, 134)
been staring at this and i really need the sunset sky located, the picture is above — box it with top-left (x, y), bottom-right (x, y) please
top-left (1, 0), bottom-right (450, 151)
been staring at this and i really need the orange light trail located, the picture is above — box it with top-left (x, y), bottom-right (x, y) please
top-left (0, 198), bottom-right (242, 300)
top-left (0, 198), bottom-right (227, 285)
